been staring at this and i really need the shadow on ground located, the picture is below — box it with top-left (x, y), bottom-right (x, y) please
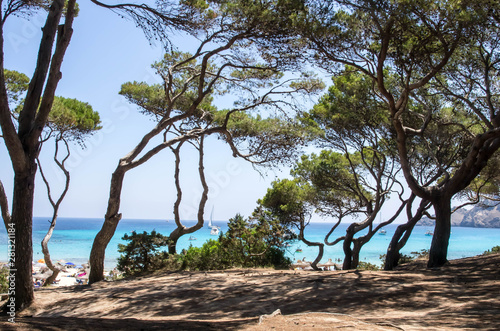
top-left (1, 254), bottom-right (499, 330)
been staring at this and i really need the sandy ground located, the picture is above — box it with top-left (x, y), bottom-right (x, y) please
top-left (1, 253), bottom-right (499, 330)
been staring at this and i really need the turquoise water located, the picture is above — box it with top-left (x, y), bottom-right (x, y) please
top-left (0, 217), bottom-right (498, 269)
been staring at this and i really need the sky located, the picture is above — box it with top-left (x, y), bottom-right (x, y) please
top-left (1, 1), bottom-right (300, 222)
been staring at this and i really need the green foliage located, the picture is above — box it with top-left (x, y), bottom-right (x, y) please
top-left (3, 69), bottom-right (29, 104)
top-left (119, 51), bottom-right (217, 120)
top-left (119, 82), bottom-right (167, 117)
top-left (49, 97), bottom-right (102, 138)
top-left (178, 211), bottom-right (291, 271)
top-left (357, 261), bottom-right (380, 271)
top-left (380, 249), bottom-right (430, 267)
top-left (306, 68), bottom-right (390, 137)
top-left (4, 69), bottom-right (101, 140)
top-left (291, 150), bottom-right (369, 215)
top-left (259, 178), bottom-right (313, 226)
top-left (0, 266), bottom-right (9, 293)
top-left (116, 214), bottom-right (291, 276)
top-left (483, 246), bottom-right (500, 255)
top-left (178, 239), bottom-right (225, 271)
top-left (117, 230), bottom-right (170, 276)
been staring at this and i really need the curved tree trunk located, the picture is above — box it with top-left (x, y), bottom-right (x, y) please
top-left (428, 197), bottom-right (452, 268)
top-left (385, 198), bottom-right (429, 270)
top-left (301, 238), bottom-right (324, 270)
top-left (342, 224), bottom-right (356, 270)
top-left (41, 218), bottom-right (62, 286)
top-left (168, 228), bottom-right (183, 254)
top-left (38, 138), bottom-right (70, 287)
top-left (351, 239), bottom-right (362, 268)
top-left (0, 180), bottom-right (11, 228)
top-left (385, 222), bottom-right (415, 270)
top-left (385, 223), bottom-right (407, 270)
top-left (168, 137), bottom-right (208, 254)
top-left (89, 168), bottom-right (125, 284)
top-left (298, 218), bottom-right (324, 270)
top-left (41, 223), bottom-right (61, 286)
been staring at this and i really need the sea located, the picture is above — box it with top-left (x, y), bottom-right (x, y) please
top-left (0, 217), bottom-right (499, 270)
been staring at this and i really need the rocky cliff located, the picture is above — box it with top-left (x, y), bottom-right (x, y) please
top-left (418, 204), bottom-right (500, 228)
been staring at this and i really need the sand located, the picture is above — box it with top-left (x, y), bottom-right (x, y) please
top-left (1, 253), bottom-right (499, 330)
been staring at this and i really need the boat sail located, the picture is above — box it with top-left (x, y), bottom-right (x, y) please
top-left (208, 207), bottom-right (220, 235)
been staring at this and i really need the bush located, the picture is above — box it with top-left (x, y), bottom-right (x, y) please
top-left (175, 213), bottom-right (291, 271)
top-left (117, 230), bottom-right (170, 276)
top-left (357, 261), bottom-right (380, 271)
top-left (0, 266), bottom-right (9, 293)
top-left (483, 245), bottom-right (500, 255)
top-left (115, 212), bottom-right (291, 276)
top-left (379, 249), bottom-right (430, 268)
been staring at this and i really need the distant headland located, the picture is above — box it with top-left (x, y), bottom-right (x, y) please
top-left (418, 203), bottom-right (500, 228)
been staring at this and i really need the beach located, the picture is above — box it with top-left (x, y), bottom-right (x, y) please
top-left (1, 253), bottom-right (499, 330)
top-left (31, 263), bottom-right (92, 288)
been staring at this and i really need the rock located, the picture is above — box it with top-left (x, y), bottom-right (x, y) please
top-left (418, 203), bottom-right (500, 228)
top-left (259, 309), bottom-right (282, 324)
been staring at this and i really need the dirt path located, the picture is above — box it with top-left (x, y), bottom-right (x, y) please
top-left (1, 254), bottom-right (499, 330)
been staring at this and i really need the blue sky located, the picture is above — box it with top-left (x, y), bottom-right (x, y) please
top-left (1, 2), bottom-right (293, 222)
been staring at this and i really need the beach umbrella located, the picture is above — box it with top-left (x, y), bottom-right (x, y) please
top-left (292, 259), bottom-right (310, 269)
top-left (319, 258), bottom-right (337, 271)
top-left (37, 259), bottom-right (45, 263)
top-left (75, 265), bottom-right (83, 269)
top-left (65, 262), bottom-right (75, 266)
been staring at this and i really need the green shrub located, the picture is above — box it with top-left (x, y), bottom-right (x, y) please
top-left (409, 249), bottom-right (429, 260)
top-left (117, 230), bottom-right (170, 276)
top-left (379, 249), bottom-right (430, 268)
top-left (175, 213), bottom-right (291, 271)
top-left (0, 266), bottom-right (9, 293)
top-left (116, 212), bottom-right (291, 276)
top-left (357, 261), bottom-right (380, 271)
top-left (483, 245), bottom-right (500, 255)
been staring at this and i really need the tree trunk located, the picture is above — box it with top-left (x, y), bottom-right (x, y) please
top-left (298, 219), bottom-right (323, 271)
top-left (89, 168), bottom-right (125, 284)
top-left (168, 227), bottom-right (183, 254)
top-left (385, 219), bottom-right (418, 270)
top-left (428, 197), bottom-right (451, 268)
top-left (384, 224), bottom-right (405, 270)
top-left (351, 240), bottom-right (362, 269)
top-left (9, 172), bottom-right (36, 312)
top-left (342, 224), bottom-right (355, 270)
top-left (41, 219), bottom-right (62, 287)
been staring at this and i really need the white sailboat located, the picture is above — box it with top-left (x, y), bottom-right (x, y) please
top-left (208, 207), bottom-right (220, 236)
top-left (377, 213), bottom-right (386, 234)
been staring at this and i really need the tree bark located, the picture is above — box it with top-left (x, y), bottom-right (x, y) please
top-left (38, 137), bottom-right (70, 287)
top-left (0, 0), bottom-right (76, 312)
top-left (428, 196), bottom-right (452, 268)
top-left (342, 224), bottom-right (355, 270)
top-left (351, 239), bottom-right (362, 269)
top-left (10, 171), bottom-right (36, 311)
top-left (89, 168), bottom-right (125, 284)
top-left (297, 218), bottom-right (323, 270)
top-left (167, 227), bottom-right (182, 254)
top-left (0, 180), bottom-right (11, 227)
top-left (168, 137), bottom-right (208, 254)
top-left (384, 197), bottom-right (429, 270)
